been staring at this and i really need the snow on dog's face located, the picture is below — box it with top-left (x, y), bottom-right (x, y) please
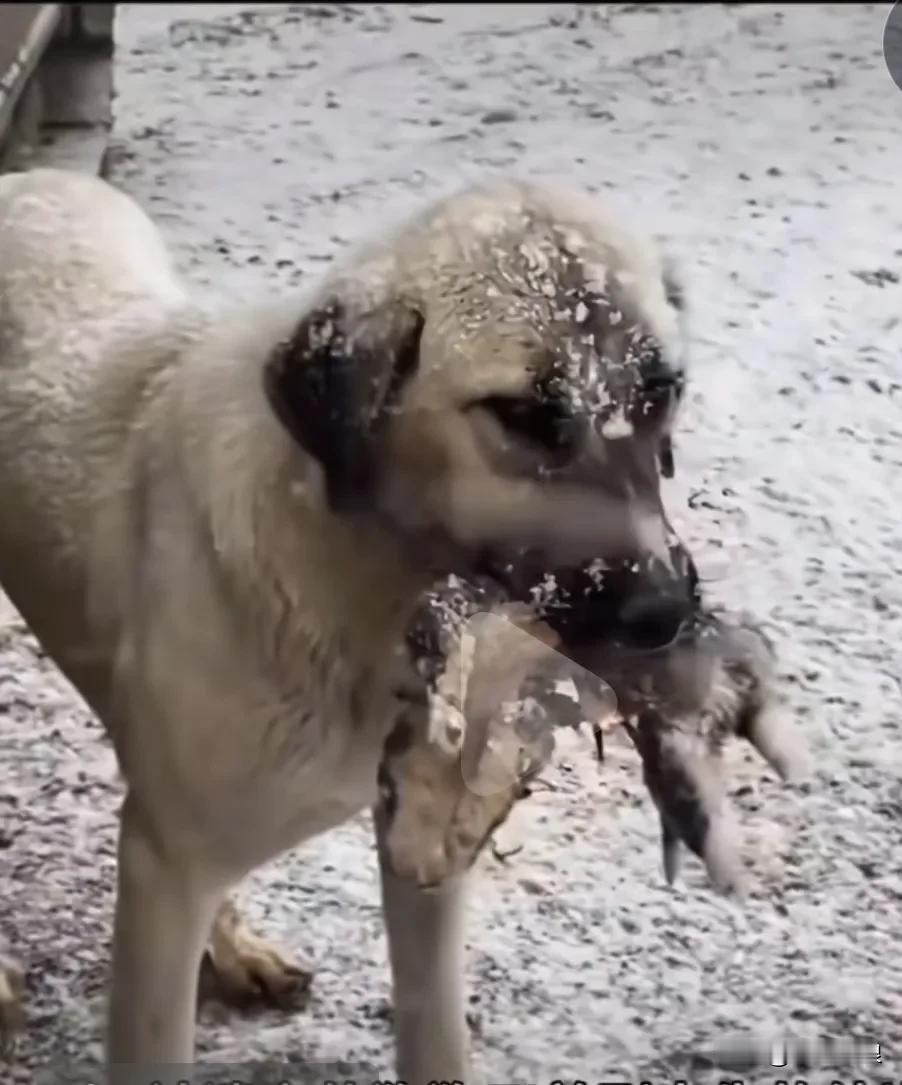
top-left (263, 180), bottom-right (697, 653)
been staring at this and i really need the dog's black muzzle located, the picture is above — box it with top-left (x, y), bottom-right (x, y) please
top-left (477, 536), bottom-right (702, 654)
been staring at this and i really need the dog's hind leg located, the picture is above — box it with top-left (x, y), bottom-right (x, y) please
top-left (107, 793), bottom-right (223, 1078)
top-left (375, 812), bottom-right (470, 1084)
top-left (199, 896), bottom-right (312, 1012)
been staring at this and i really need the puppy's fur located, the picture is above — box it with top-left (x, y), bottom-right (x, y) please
top-left (0, 169), bottom-right (689, 1082)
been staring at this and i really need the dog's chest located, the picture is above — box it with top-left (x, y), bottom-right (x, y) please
top-left (122, 550), bottom-right (419, 863)
top-left (213, 652), bottom-right (406, 856)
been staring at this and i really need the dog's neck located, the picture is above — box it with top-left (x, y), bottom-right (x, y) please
top-left (166, 299), bottom-right (431, 677)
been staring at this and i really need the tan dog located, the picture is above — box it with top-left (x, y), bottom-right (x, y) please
top-left (0, 168), bottom-right (693, 1083)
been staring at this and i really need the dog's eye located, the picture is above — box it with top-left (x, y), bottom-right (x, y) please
top-left (479, 395), bottom-right (575, 453)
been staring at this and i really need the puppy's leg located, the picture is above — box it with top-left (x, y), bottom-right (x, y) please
top-left (375, 812), bottom-right (470, 1083)
top-left (107, 793), bottom-right (222, 1079)
top-left (199, 896), bottom-right (312, 1011)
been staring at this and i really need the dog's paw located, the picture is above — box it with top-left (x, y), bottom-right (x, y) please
top-left (199, 900), bottom-right (312, 1013)
top-left (0, 959), bottom-right (25, 1059)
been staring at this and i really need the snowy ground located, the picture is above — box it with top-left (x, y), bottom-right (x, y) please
top-left (2, 3), bottom-right (902, 1082)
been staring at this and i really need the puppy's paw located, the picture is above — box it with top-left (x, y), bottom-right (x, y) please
top-left (199, 900), bottom-right (312, 1013)
top-left (0, 959), bottom-right (25, 1059)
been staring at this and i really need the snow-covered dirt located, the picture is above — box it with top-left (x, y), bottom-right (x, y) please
top-left (2, 3), bottom-right (901, 1082)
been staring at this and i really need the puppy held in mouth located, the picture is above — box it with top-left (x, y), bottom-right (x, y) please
top-left (380, 576), bottom-right (809, 898)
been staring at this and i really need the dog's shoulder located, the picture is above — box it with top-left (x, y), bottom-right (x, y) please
top-left (0, 168), bottom-right (182, 304)
top-left (0, 167), bottom-right (189, 422)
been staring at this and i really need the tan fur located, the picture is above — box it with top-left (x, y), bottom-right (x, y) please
top-left (0, 168), bottom-right (685, 1082)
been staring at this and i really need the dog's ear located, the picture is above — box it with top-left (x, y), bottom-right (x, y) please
top-left (264, 295), bottom-right (425, 512)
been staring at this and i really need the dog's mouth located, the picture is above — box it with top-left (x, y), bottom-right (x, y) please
top-left (472, 547), bottom-right (699, 656)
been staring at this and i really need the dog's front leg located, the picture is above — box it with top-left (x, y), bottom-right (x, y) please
top-left (375, 812), bottom-right (470, 1084)
top-left (107, 793), bottom-right (223, 1084)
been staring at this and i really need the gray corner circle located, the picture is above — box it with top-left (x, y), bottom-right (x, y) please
top-left (884, 0), bottom-right (902, 92)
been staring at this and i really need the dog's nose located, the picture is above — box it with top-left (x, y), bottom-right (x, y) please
top-left (618, 592), bottom-right (691, 650)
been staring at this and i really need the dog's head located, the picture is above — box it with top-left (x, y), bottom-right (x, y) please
top-left (264, 179), bottom-right (696, 651)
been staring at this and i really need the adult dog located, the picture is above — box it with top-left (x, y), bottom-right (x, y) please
top-left (0, 168), bottom-right (694, 1082)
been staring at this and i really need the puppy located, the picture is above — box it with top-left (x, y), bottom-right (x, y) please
top-left (0, 168), bottom-right (693, 1082)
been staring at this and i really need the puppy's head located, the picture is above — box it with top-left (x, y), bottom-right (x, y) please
top-left (264, 180), bottom-right (696, 649)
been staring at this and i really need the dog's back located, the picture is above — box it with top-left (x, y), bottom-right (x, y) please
top-left (0, 168), bottom-right (190, 698)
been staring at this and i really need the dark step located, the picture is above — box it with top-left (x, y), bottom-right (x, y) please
top-left (0, 4), bottom-right (114, 176)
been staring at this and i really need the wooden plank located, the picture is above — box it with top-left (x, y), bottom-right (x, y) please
top-left (0, 7), bottom-right (47, 83)
top-left (0, 5), bottom-right (113, 176)
top-left (0, 5), bottom-right (61, 137)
